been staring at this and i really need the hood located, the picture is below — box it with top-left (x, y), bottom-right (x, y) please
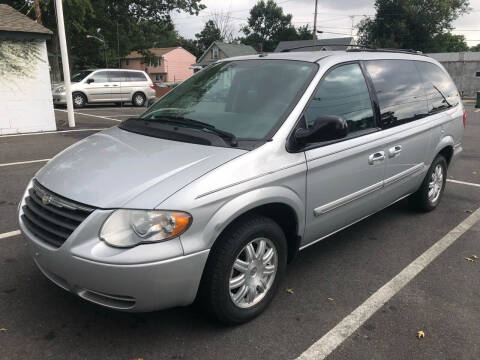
top-left (52, 82), bottom-right (78, 91)
top-left (36, 127), bottom-right (246, 209)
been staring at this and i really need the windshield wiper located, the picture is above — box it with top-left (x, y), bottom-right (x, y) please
top-left (432, 84), bottom-right (452, 108)
top-left (140, 115), bottom-right (238, 147)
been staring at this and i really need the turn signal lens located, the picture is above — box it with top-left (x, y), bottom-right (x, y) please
top-left (463, 110), bottom-right (467, 127)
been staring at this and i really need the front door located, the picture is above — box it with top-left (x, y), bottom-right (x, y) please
top-left (302, 62), bottom-right (386, 247)
top-left (84, 71), bottom-right (111, 102)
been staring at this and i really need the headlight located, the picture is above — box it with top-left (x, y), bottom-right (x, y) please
top-left (100, 209), bottom-right (192, 248)
top-left (55, 86), bottom-right (65, 93)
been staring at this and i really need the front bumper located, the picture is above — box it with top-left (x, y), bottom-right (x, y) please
top-left (52, 93), bottom-right (67, 105)
top-left (18, 205), bottom-right (209, 312)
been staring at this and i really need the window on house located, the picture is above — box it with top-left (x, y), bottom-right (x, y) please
top-left (157, 58), bottom-right (162, 67)
top-left (125, 59), bottom-right (129, 66)
top-left (476, 71), bottom-right (480, 77)
top-left (212, 47), bottom-right (219, 59)
top-left (155, 74), bottom-right (163, 81)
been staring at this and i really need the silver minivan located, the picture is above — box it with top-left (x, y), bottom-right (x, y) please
top-left (52, 69), bottom-right (156, 108)
top-left (20, 50), bottom-right (464, 324)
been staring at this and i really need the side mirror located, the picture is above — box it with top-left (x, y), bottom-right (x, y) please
top-left (86, 78), bottom-right (94, 84)
top-left (293, 115), bottom-right (348, 148)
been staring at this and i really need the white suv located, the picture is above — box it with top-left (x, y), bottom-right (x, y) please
top-left (52, 69), bottom-right (156, 108)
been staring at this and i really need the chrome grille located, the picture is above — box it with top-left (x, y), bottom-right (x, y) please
top-left (21, 180), bottom-right (95, 248)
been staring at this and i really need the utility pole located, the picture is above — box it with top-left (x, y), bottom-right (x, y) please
top-left (117, 21), bottom-right (120, 68)
top-left (55, 0), bottom-right (75, 127)
top-left (312, 0), bottom-right (318, 51)
top-left (349, 15), bottom-right (355, 36)
top-left (33, 0), bottom-right (42, 24)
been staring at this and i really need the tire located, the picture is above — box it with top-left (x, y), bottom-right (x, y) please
top-left (410, 155), bottom-right (447, 212)
top-left (72, 92), bottom-right (86, 108)
top-left (132, 92), bottom-right (146, 107)
top-left (199, 215), bottom-right (287, 325)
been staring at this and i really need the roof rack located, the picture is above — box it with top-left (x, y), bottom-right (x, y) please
top-left (279, 44), bottom-right (423, 55)
top-left (280, 44), bottom-right (370, 52)
top-left (347, 47), bottom-right (423, 55)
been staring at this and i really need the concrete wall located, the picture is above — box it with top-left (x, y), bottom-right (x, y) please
top-left (428, 52), bottom-right (480, 98)
top-left (0, 39), bottom-right (56, 135)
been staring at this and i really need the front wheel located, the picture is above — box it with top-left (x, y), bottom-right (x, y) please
top-left (199, 215), bottom-right (287, 325)
top-left (410, 155), bottom-right (447, 212)
top-left (72, 92), bottom-right (86, 108)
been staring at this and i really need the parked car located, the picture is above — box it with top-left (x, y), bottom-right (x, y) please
top-left (52, 69), bottom-right (156, 108)
top-left (20, 50), bottom-right (464, 324)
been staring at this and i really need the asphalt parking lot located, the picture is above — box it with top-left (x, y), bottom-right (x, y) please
top-left (1, 104), bottom-right (479, 360)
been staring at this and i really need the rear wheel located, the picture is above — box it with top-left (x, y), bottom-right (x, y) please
top-left (410, 155), bottom-right (447, 212)
top-left (199, 215), bottom-right (287, 325)
top-left (132, 92), bottom-right (146, 107)
top-left (72, 92), bottom-right (86, 108)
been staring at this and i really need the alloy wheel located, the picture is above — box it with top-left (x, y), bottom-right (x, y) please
top-left (428, 164), bottom-right (444, 203)
top-left (229, 237), bottom-right (278, 309)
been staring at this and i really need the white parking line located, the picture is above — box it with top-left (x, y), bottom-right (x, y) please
top-left (0, 159), bottom-right (50, 167)
top-left (0, 230), bottom-right (21, 240)
top-left (0, 128), bottom-right (106, 138)
top-left (70, 107), bottom-right (140, 111)
top-left (55, 109), bottom-right (122, 122)
top-left (447, 179), bottom-right (480, 188)
top-left (111, 114), bottom-right (140, 117)
top-left (298, 207), bottom-right (480, 360)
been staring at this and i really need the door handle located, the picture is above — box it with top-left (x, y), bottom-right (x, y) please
top-left (388, 145), bottom-right (402, 158)
top-left (103, 84), bottom-right (110, 87)
top-left (368, 151), bottom-right (385, 165)
top-left (112, 84), bottom-right (119, 87)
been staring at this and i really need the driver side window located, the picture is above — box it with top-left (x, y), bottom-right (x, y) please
top-left (304, 63), bottom-right (376, 137)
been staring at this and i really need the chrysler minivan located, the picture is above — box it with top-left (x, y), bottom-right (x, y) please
top-left (52, 69), bottom-right (156, 108)
top-left (19, 50), bottom-right (464, 324)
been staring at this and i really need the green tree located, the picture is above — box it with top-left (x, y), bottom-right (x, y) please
top-left (241, 0), bottom-right (296, 52)
top-left (4, 0), bottom-right (205, 75)
top-left (470, 43), bottom-right (480, 52)
top-left (430, 33), bottom-right (469, 52)
top-left (195, 20), bottom-right (222, 52)
top-left (296, 25), bottom-right (313, 40)
top-left (357, 0), bottom-right (470, 52)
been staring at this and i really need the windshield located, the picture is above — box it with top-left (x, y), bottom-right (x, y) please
top-left (71, 70), bottom-right (93, 82)
top-left (141, 60), bottom-right (317, 140)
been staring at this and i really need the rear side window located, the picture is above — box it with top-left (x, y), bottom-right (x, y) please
top-left (108, 71), bottom-right (126, 82)
top-left (304, 63), bottom-right (376, 137)
top-left (126, 71), bottom-right (147, 82)
top-left (365, 60), bottom-right (428, 129)
top-left (415, 61), bottom-right (459, 113)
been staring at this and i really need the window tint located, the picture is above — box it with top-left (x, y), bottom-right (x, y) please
top-left (365, 60), bottom-right (428, 129)
top-left (126, 71), bottom-right (147, 82)
top-left (304, 63), bottom-right (376, 137)
top-left (108, 71), bottom-right (126, 82)
top-left (90, 71), bottom-right (109, 83)
top-left (415, 61), bottom-right (459, 113)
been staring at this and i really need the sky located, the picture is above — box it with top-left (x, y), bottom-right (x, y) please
top-left (171, 0), bottom-right (480, 47)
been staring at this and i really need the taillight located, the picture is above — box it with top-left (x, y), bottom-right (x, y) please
top-left (463, 109), bottom-right (467, 127)
top-left (149, 85), bottom-right (155, 89)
